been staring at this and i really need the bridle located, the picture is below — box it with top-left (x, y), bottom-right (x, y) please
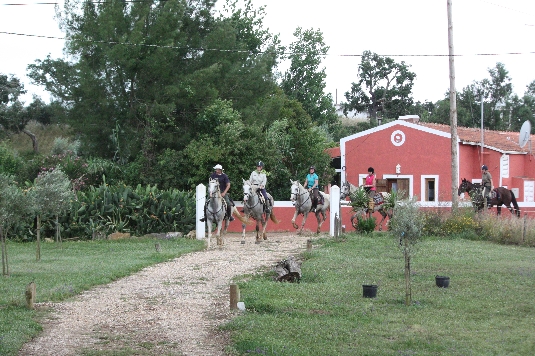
top-left (207, 180), bottom-right (225, 216)
top-left (291, 183), bottom-right (311, 210)
top-left (243, 184), bottom-right (261, 209)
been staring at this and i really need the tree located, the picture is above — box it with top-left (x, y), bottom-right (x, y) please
top-left (482, 62), bottom-right (513, 130)
top-left (342, 51), bottom-right (416, 125)
top-left (31, 169), bottom-right (74, 251)
top-left (281, 27), bottom-right (337, 129)
top-left (28, 0), bottom-right (279, 162)
top-left (0, 174), bottom-right (33, 275)
top-left (389, 197), bottom-right (424, 306)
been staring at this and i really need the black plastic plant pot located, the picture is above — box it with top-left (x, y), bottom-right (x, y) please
top-left (435, 276), bottom-right (450, 288)
top-left (362, 284), bottom-right (378, 298)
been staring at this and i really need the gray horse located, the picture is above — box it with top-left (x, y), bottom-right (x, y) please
top-left (290, 180), bottom-right (330, 234)
top-left (241, 179), bottom-right (278, 243)
top-left (205, 178), bottom-right (228, 246)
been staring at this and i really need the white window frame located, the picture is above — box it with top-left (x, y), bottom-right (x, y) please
top-left (421, 175), bottom-right (439, 205)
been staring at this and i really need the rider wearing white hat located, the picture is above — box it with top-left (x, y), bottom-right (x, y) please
top-left (200, 164), bottom-right (234, 222)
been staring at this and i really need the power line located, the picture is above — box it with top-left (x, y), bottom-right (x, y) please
top-left (2, 31), bottom-right (535, 58)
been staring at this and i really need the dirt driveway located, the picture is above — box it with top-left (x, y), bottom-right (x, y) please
top-left (19, 232), bottom-right (317, 355)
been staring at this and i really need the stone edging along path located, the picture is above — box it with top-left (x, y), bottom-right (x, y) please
top-left (19, 232), bottom-right (315, 356)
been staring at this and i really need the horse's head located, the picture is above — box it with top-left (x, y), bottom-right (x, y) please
top-left (340, 181), bottom-right (350, 199)
top-left (242, 179), bottom-right (253, 202)
top-left (290, 180), bottom-right (300, 202)
top-left (208, 178), bottom-right (220, 197)
top-left (458, 178), bottom-right (471, 196)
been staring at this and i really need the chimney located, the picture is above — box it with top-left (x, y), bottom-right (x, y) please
top-left (398, 115), bottom-right (420, 124)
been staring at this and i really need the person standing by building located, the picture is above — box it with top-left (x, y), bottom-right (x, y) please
top-left (249, 161), bottom-right (272, 213)
top-left (481, 165), bottom-right (493, 208)
top-left (364, 167), bottom-right (377, 218)
top-left (304, 166), bottom-right (319, 212)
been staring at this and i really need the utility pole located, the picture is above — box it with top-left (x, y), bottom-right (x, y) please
top-left (481, 94), bottom-right (484, 165)
top-left (447, 0), bottom-right (459, 211)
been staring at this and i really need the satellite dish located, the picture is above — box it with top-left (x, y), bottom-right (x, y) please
top-left (519, 120), bottom-right (531, 149)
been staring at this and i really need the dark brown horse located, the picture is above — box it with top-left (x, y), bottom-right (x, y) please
top-left (458, 178), bottom-right (520, 217)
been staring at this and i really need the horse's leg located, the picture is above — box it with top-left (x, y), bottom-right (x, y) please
top-left (377, 210), bottom-right (387, 231)
top-left (216, 221), bottom-right (223, 246)
top-left (262, 214), bottom-right (268, 240)
top-left (241, 222), bottom-right (247, 242)
top-left (291, 210), bottom-right (299, 229)
top-left (497, 206), bottom-right (501, 215)
top-left (255, 220), bottom-right (261, 244)
top-left (298, 212), bottom-right (308, 234)
top-left (313, 211), bottom-right (320, 233)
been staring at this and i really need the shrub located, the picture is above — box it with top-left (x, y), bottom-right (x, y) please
top-left (354, 215), bottom-right (376, 234)
top-left (0, 143), bottom-right (22, 176)
top-left (475, 213), bottom-right (535, 246)
top-left (422, 208), bottom-right (477, 237)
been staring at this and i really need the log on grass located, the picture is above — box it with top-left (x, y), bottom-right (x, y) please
top-left (275, 255), bottom-right (302, 282)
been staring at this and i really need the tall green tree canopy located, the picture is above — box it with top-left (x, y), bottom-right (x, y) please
top-left (342, 51), bottom-right (416, 125)
top-left (27, 0), bottom-right (280, 160)
top-left (280, 27), bottom-right (337, 129)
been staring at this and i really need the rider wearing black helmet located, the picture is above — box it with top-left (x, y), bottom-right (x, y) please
top-left (249, 161), bottom-right (272, 213)
top-left (481, 164), bottom-right (493, 207)
top-left (304, 165), bottom-right (319, 212)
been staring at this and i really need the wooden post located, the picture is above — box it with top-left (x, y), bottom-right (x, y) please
top-left (522, 213), bottom-right (527, 244)
top-left (230, 284), bottom-right (240, 310)
top-left (307, 239), bottom-right (312, 252)
top-left (334, 214), bottom-right (340, 238)
top-left (26, 282), bottom-right (36, 309)
top-left (155, 242), bottom-right (161, 252)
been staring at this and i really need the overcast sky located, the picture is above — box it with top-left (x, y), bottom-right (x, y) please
top-left (1, 0), bottom-right (535, 104)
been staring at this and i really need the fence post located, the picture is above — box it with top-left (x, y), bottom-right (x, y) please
top-left (196, 184), bottom-right (206, 240)
top-left (230, 284), bottom-right (240, 310)
top-left (330, 185), bottom-right (340, 237)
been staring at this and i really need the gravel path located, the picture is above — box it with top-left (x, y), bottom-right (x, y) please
top-left (19, 232), bottom-right (315, 356)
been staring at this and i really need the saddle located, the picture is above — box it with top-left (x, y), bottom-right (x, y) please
top-left (373, 193), bottom-right (384, 206)
top-left (310, 192), bottom-right (324, 206)
top-left (256, 191), bottom-right (272, 210)
top-left (490, 189), bottom-right (500, 200)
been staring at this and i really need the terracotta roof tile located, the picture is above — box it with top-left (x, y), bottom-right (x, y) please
top-left (325, 146), bottom-right (341, 158)
top-left (417, 122), bottom-right (533, 153)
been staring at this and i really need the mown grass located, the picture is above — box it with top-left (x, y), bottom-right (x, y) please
top-left (0, 237), bottom-right (204, 356)
top-left (225, 233), bottom-right (535, 355)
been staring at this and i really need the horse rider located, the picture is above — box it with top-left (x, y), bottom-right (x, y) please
top-left (200, 164), bottom-right (234, 222)
top-left (304, 165), bottom-right (319, 212)
top-left (481, 164), bottom-right (494, 208)
top-left (249, 161), bottom-right (272, 213)
top-left (364, 167), bottom-right (377, 218)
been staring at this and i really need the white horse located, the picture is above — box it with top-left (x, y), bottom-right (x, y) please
top-left (242, 179), bottom-right (278, 243)
top-left (290, 180), bottom-right (330, 234)
top-left (205, 178), bottom-right (228, 246)
top-left (340, 181), bottom-right (393, 231)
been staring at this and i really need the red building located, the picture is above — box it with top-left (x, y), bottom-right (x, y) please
top-left (340, 116), bottom-right (535, 214)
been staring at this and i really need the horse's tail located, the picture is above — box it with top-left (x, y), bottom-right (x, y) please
top-left (270, 210), bottom-right (280, 224)
top-left (232, 206), bottom-right (251, 225)
top-left (510, 190), bottom-right (521, 217)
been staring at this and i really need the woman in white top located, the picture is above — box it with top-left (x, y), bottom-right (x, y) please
top-left (249, 161), bottom-right (271, 213)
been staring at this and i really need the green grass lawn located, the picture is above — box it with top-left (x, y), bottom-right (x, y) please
top-left (224, 233), bottom-right (535, 355)
top-left (0, 237), bottom-right (204, 356)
